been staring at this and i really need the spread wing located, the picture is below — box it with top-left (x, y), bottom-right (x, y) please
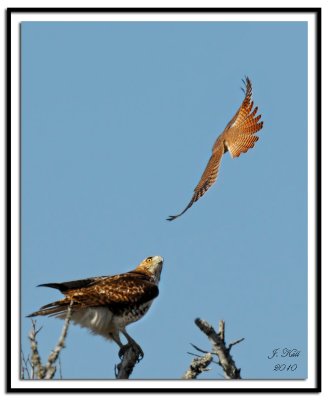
top-left (167, 76), bottom-right (263, 221)
top-left (28, 272), bottom-right (159, 317)
top-left (218, 76), bottom-right (263, 158)
top-left (167, 146), bottom-right (224, 221)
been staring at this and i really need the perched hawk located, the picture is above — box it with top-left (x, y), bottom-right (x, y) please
top-left (28, 256), bottom-right (164, 357)
top-left (167, 77), bottom-right (264, 221)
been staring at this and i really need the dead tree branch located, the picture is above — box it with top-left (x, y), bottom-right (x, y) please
top-left (28, 320), bottom-right (46, 379)
top-left (115, 345), bottom-right (143, 379)
top-left (44, 300), bottom-right (73, 379)
top-left (20, 350), bottom-right (32, 379)
top-left (182, 353), bottom-right (213, 379)
top-left (27, 301), bottom-right (73, 379)
top-left (192, 318), bottom-right (244, 379)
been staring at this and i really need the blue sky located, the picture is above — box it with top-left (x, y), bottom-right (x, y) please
top-left (21, 21), bottom-right (308, 380)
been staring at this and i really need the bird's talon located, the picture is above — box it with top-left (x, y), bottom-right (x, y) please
top-left (118, 343), bottom-right (144, 362)
top-left (118, 344), bottom-right (130, 359)
top-left (135, 347), bottom-right (144, 362)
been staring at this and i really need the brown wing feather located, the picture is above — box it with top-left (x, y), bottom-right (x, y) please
top-left (193, 145), bottom-right (225, 197)
top-left (28, 272), bottom-right (159, 317)
top-left (65, 273), bottom-right (159, 307)
top-left (220, 77), bottom-right (263, 158)
top-left (167, 76), bottom-right (263, 221)
top-left (167, 145), bottom-right (224, 221)
top-left (221, 77), bottom-right (253, 134)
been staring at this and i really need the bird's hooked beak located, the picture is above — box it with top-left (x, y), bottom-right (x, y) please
top-left (152, 255), bottom-right (163, 265)
top-left (146, 255), bottom-right (163, 284)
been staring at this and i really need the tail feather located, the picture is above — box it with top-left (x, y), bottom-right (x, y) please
top-left (38, 283), bottom-right (65, 291)
top-left (37, 277), bottom-right (99, 293)
top-left (27, 300), bottom-right (71, 318)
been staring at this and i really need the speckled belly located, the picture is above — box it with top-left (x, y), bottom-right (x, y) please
top-left (113, 301), bottom-right (153, 328)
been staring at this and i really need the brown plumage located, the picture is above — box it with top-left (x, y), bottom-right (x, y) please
top-left (167, 77), bottom-right (264, 221)
top-left (28, 256), bottom-right (164, 357)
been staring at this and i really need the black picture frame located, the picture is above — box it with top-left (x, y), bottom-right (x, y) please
top-left (6, 7), bottom-right (321, 393)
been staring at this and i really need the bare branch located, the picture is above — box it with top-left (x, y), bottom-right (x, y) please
top-left (228, 337), bottom-right (245, 351)
top-left (182, 353), bottom-right (213, 379)
top-left (28, 319), bottom-right (46, 379)
top-left (187, 351), bottom-right (202, 358)
top-left (194, 318), bottom-right (243, 379)
top-left (190, 343), bottom-right (209, 354)
top-left (27, 302), bottom-right (73, 380)
top-left (44, 300), bottom-right (73, 379)
top-left (20, 350), bottom-right (32, 379)
top-left (115, 345), bottom-right (143, 379)
top-left (218, 320), bottom-right (225, 341)
top-left (58, 355), bottom-right (63, 379)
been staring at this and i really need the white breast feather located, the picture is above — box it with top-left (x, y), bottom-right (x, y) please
top-left (57, 307), bottom-right (116, 339)
top-left (56, 301), bottom-right (154, 340)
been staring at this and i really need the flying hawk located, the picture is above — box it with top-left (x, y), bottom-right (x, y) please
top-left (28, 256), bottom-right (164, 358)
top-left (167, 77), bottom-right (264, 221)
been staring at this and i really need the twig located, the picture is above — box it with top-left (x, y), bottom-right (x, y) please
top-left (115, 345), bottom-right (143, 379)
top-left (182, 353), bottom-right (213, 379)
top-left (187, 351), bottom-right (202, 358)
top-left (28, 320), bottom-right (46, 379)
top-left (20, 350), bottom-right (32, 379)
top-left (189, 343), bottom-right (209, 354)
top-left (218, 320), bottom-right (225, 342)
top-left (27, 301), bottom-right (73, 380)
top-left (44, 300), bottom-right (73, 379)
top-left (58, 355), bottom-right (63, 379)
top-left (194, 318), bottom-right (244, 379)
top-left (228, 338), bottom-right (245, 351)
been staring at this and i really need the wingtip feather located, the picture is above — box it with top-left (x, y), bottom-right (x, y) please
top-left (167, 215), bottom-right (178, 222)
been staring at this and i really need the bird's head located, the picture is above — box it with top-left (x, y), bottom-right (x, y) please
top-left (135, 256), bottom-right (163, 284)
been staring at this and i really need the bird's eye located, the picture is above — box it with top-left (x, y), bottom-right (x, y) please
top-left (146, 257), bottom-right (152, 262)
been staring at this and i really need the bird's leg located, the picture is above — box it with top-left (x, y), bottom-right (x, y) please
top-left (109, 332), bottom-right (126, 354)
top-left (110, 329), bottom-right (144, 361)
top-left (120, 329), bottom-right (144, 362)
